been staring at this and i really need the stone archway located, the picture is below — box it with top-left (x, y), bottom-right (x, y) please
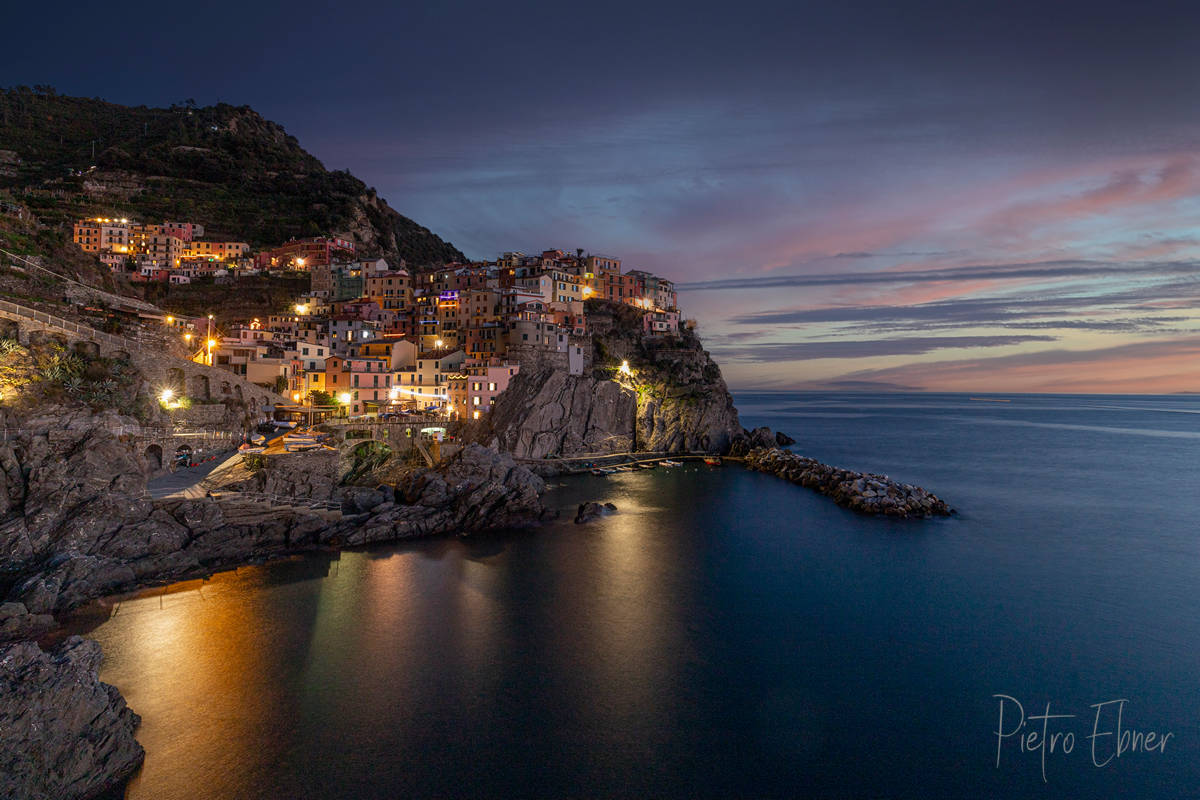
top-left (144, 444), bottom-right (163, 472)
top-left (234, 384), bottom-right (243, 402)
top-left (189, 374), bottom-right (210, 401)
top-left (72, 340), bottom-right (100, 359)
top-left (221, 381), bottom-right (231, 396)
top-left (166, 367), bottom-right (186, 394)
top-left (28, 331), bottom-right (67, 351)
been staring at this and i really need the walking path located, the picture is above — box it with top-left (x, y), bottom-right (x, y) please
top-left (147, 451), bottom-right (241, 499)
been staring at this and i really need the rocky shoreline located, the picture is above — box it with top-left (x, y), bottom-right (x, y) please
top-left (0, 636), bottom-right (144, 800)
top-left (743, 446), bottom-right (954, 518)
top-left (0, 417), bottom-right (551, 800)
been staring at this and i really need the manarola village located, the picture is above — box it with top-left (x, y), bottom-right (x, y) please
top-left (2, 2), bottom-right (1198, 798)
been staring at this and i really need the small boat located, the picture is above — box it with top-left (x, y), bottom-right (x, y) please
top-left (276, 420), bottom-right (298, 429)
top-left (703, 456), bottom-right (722, 466)
top-left (636, 462), bottom-right (657, 470)
top-left (660, 459), bottom-right (682, 467)
top-left (249, 433), bottom-right (267, 445)
top-left (590, 468), bottom-right (607, 476)
top-left (238, 444), bottom-right (266, 454)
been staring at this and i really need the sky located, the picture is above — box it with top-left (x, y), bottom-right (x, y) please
top-left (6, 0), bottom-right (1200, 392)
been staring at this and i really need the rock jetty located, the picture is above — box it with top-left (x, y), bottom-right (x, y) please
top-left (744, 447), bottom-right (953, 518)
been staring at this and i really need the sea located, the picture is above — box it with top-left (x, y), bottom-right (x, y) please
top-left (72, 392), bottom-right (1200, 799)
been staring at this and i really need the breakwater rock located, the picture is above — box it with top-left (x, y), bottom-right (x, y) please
top-left (574, 501), bottom-right (617, 524)
top-left (744, 447), bottom-right (953, 518)
top-left (0, 636), bottom-right (144, 800)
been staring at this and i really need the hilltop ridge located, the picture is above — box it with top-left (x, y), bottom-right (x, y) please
top-left (0, 87), bottom-right (464, 267)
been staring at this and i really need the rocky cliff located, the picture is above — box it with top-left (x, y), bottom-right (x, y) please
top-left (0, 414), bottom-right (548, 634)
top-left (0, 636), bottom-right (144, 800)
top-left (484, 301), bottom-right (742, 459)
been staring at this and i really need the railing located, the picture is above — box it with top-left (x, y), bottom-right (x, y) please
top-left (1, 423), bottom-right (239, 442)
top-left (0, 298), bottom-right (130, 350)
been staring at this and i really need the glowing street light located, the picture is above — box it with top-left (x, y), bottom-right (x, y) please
top-left (160, 389), bottom-right (174, 403)
top-left (296, 257), bottom-right (306, 268)
top-left (292, 392), bottom-right (301, 403)
top-left (295, 304), bottom-right (309, 315)
top-left (434, 338), bottom-right (443, 349)
top-left (618, 360), bottom-right (632, 376)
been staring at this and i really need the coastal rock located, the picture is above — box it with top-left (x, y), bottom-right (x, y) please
top-left (743, 447), bottom-right (953, 519)
top-left (0, 602), bottom-right (55, 639)
top-left (485, 369), bottom-right (637, 459)
top-left (484, 323), bottom-right (741, 458)
top-left (0, 637), bottom-right (144, 800)
top-left (574, 501), bottom-right (618, 524)
top-left (729, 425), bottom-right (787, 457)
top-left (775, 431), bottom-right (796, 447)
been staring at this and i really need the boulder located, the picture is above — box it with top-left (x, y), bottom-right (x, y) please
top-left (574, 501), bottom-right (618, 524)
top-left (0, 637), bottom-right (144, 800)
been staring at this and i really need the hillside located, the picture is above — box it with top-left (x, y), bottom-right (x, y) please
top-left (0, 87), bottom-right (464, 265)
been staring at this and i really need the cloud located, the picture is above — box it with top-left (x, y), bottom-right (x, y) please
top-left (824, 336), bottom-right (1200, 393)
top-left (714, 334), bottom-right (1056, 362)
top-left (678, 258), bottom-right (1199, 292)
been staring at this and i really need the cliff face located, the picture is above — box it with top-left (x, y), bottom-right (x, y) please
top-left (486, 370), bottom-right (637, 458)
top-left (0, 636), bottom-right (144, 800)
top-left (485, 303), bottom-right (741, 458)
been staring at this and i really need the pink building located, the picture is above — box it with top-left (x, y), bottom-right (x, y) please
top-left (461, 360), bottom-right (519, 418)
top-left (643, 309), bottom-right (680, 336)
top-left (162, 221), bottom-right (204, 242)
top-left (325, 355), bottom-right (392, 415)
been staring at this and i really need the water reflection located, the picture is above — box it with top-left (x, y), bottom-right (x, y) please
top-left (62, 402), bottom-right (1200, 799)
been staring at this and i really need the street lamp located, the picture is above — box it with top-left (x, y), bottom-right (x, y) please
top-left (435, 338), bottom-right (443, 349)
top-left (338, 392), bottom-right (352, 418)
top-left (206, 338), bottom-right (216, 366)
top-left (619, 360), bottom-right (632, 376)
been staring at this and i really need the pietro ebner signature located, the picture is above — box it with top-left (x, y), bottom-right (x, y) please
top-left (993, 695), bottom-right (1174, 782)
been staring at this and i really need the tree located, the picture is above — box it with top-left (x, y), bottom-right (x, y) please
top-left (272, 374), bottom-right (288, 394)
top-left (307, 389), bottom-right (333, 407)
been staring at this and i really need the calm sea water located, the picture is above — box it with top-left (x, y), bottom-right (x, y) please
top-left (72, 392), bottom-right (1200, 799)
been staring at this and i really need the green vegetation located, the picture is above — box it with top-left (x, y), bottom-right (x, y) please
top-left (343, 440), bottom-right (393, 484)
top-left (0, 337), bottom-right (141, 414)
top-left (0, 87), bottom-right (465, 266)
top-left (307, 389), bottom-right (333, 406)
